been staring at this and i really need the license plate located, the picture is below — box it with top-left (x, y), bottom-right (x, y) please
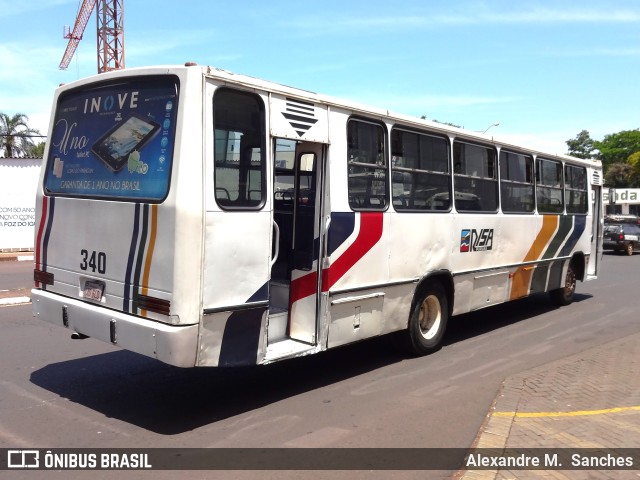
top-left (83, 280), bottom-right (104, 302)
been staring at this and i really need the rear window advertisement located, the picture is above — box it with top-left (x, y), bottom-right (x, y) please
top-left (45, 77), bottom-right (179, 201)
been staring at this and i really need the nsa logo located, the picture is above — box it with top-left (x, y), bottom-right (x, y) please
top-left (460, 230), bottom-right (471, 252)
top-left (282, 98), bottom-right (318, 137)
top-left (460, 228), bottom-right (494, 252)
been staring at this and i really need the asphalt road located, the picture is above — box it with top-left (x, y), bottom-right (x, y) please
top-left (0, 257), bottom-right (32, 292)
top-left (0, 251), bottom-right (638, 479)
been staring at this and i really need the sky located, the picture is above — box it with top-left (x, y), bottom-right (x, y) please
top-left (1, 0), bottom-right (639, 155)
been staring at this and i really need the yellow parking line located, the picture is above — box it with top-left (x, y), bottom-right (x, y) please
top-left (494, 405), bottom-right (640, 418)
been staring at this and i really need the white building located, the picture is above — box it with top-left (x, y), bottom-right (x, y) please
top-left (604, 188), bottom-right (640, 216)
top-left (0, 157), bottom-right (42, 251)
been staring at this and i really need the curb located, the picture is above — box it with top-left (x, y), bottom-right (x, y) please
top-left (0, 296), bottom-right (31, 306)
top-left (0, 254), bottom-right (34, 262)
top-left (458, 333), bottom-right (640, 479)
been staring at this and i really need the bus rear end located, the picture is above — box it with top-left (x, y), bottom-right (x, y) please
top-left (32, 67), bottom-right (204, 367)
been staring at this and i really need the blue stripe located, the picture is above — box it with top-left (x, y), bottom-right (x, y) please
top-left (218, 308), bottom-right (265, 366)
top-left (560, 215), bottom-right (587, 256)
top-left (328, 212), bottom-right (355, 256)
top-left (132, 204), bottom-right (150, 313)
top-left (123, 203), bottom-right (141, 312)
top-left (42, 197), bottom-right (56, 276)
top-left (247, 282), bottom-right (269, 303)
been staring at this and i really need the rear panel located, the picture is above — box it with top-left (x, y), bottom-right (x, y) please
top-left (35, 197), bottom-right (175, 323)
top-left (37, 75), bottom-right (180, 322)
top-left (32, 68), bottom-right (207, 366)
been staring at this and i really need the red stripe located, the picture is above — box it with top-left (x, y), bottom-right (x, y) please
top-left (322, 212), bottom-right (383, 291)
top-left (289, 271), bottom-right (318, 308)
top-left (289, 212), bottom-right (384, 306)
top-left (34, 196), bottom-right (48, 287)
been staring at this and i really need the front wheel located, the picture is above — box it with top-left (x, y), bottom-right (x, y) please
top-left (549, 263), bottom-right (576, 306)
top-left (405, 281), bottom-right (448, 356)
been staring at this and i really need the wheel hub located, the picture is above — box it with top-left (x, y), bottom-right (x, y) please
top-left (419, 295), bottom-right (441, 340)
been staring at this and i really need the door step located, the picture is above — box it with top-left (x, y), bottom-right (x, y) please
top-left (264, 338), bottom-right (317, 363)
top-left (267, 310), bottom-right (288, 343)
top-left (269, 281), bottom-right (290, 311)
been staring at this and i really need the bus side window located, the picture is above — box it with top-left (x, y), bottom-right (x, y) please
top-left (565, 164), bottom-right (588, 214)
top-left (453, 141), bottom-right (498, 212)
top-left (213, 89), bottom-right (266, 209)
top-left (347, 119), bottom-right (388, 211)
top-left (500, 151), bottom-right (534, 213)
top-left (391, 128), bottom-right (451, 211)
top-left (536, 158), bottom-right (564, 214)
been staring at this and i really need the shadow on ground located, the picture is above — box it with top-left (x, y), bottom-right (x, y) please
top-left (30, 292), bottom-right (591, 435)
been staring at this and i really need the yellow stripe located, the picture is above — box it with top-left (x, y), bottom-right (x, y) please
top-left (509, 215), bottom-right (558, 300)
top-left (494, 405), bottom-right (640, 418)
top-left (141, 204), bottom-right (158, 316)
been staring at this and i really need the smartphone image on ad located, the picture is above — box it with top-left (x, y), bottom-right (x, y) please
top-left (91, 113), bottom-right (161, 172)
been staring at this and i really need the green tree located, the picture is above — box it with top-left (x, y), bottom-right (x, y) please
top-left (604, 162), bottom-right (634, 188)
top-left (30, 142), bottom-right (46, 158)
top-left (594, 129), bottom-right (640, 171)
top-left (628, 151), bottom-right (640, 187)
top-left (566, 130), bottom-right (595, 159)
top-left (0, 112), bottom-right (42, 157)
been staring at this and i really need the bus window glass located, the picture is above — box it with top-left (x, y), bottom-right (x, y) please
top-left (298, 153), bottom-right (316, 198)
top-left (565, 164), bottom-right (588, 214)
top-left (347, 119), bottom-right (388, 210)
top-left (391, 128), bottom-right (451, 210)
top-left (453, 141), bottom-right (498, 212)
top-left (500, 151), bottom-right (534, 213)
top-left (274, 139), bottom-right (296, 202)
top-left (536, 158), bottom-right (564, 213)
top-left (44, 76), bottom-right (179, 202)
top-left (213, 89), bottom-right (265, 209)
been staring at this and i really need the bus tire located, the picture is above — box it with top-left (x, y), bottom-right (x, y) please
top-left (406, 281), bottom-right (448, 356)
top-left (549, 262), bottom-right (576, 307)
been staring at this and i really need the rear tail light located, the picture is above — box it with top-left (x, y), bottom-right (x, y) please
top-left (34, 269), bottom-right (54, 286)
top-left (619, 234), bottom-right (625, 240)
top-left (137, 294), bottom-right (171, 316)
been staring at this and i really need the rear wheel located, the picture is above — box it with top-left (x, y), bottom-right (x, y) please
top-left (550, 262), bottom-right (576, 306)
top-left (625, 242), bottom-right (634, 256)
top-left (406, 281), bottom-right (448, 355)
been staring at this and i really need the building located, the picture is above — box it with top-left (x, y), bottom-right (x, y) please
top-left (604, 188), bottom-right (640, 216)
top-left (0, 157), bottom-right (42, 251)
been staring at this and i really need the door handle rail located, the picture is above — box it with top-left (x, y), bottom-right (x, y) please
top-left (271, 220), bottom-right (280, 268)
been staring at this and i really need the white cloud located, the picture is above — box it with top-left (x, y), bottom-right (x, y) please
top-left (0, 0), bottom-right (74, 18)
top-left (0, 42), bottom-right (65, 136)
top-left (341, 92), bottom-right (520, 116)
top-left (125, 29), bottom-right (221, 64)
top-left (283, 5), bottom-right (640, 36)
top-left (556, 47), bottom-right (640, 57)
top-left (432, 7), bottom-right (640, 25)
top-left (497, 131), bottom-right (571, 156)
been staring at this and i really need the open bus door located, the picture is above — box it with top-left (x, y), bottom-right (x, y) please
top-left (270, 140), bottom-right (326, 350)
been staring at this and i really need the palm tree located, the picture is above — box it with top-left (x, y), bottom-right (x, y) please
top-left (0, 112), bottom-right (42, 157)
top-left (31, 142), bottom-right (46, 158)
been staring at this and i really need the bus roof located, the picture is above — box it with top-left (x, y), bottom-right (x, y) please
top-left (58, 63), bottom-right (602, 170)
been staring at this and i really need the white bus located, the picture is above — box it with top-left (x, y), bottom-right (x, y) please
top-left (33, 64), bottom-right (604, 367)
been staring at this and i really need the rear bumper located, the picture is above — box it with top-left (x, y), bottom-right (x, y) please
top-left (32, 289), bottom-right (199, 367)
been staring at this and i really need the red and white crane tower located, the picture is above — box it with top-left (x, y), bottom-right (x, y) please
top-left (59, 0), bottom-right (125, 74)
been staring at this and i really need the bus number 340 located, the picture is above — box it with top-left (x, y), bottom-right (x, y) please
top-left (80, 249), bottom-right (107, 274)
